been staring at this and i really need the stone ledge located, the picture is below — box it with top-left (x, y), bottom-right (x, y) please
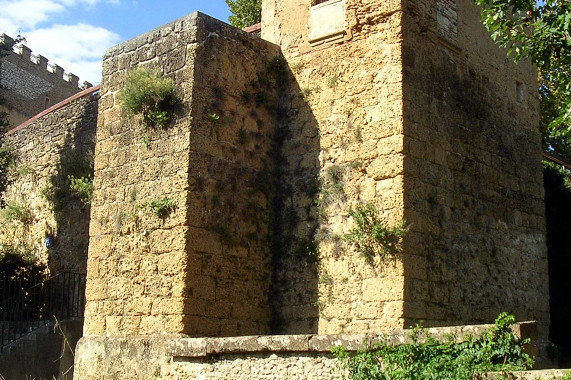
top-left (166, 321), bottom-right (537, 358)
top-left (477, 369), bottom-right (570, 379)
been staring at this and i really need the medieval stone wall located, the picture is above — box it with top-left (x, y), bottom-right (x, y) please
top-left (262, 0), bottom-right (549, 340)
top-left (83, 12), bottom-right (281, 337)
top-left (400, 0), bottom-right (549, 338)
top-left (0, 34), bottom-right (87, 128)
top-left (263, 0), bottom-right (409, 335)
top-left (0, 88), bottom-right (98, 274)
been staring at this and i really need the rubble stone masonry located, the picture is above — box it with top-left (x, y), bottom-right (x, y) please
top-left (0, 88), bottom-right (98, 274)
top-left (83, 12), bottom-right (281, 337)
top-left (262, 0), bottom-right (548, 338)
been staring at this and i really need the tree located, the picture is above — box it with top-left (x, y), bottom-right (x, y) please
top-left (475, 0), bottom-right (571, 159)
top-left (225, 0), bottom-right (262, 29)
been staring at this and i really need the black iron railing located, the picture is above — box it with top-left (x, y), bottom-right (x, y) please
top-left (0, 272), bottom-right (86, 352)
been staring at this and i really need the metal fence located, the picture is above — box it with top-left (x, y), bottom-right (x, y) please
top-left (0, 272), bottom-right (86, 352)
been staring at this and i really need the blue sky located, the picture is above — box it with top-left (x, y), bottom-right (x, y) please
top-left (0, 0), bottom-right (232, 84)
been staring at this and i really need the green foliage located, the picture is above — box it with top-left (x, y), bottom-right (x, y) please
top-left (208, 113), bottom-right (220, 123)
top-left (225, 0), bottom-right (262, 29)
top-left (327, 76), bottom-right (339, 88)
top-left (333, 313), bottom-right (533, 380)
top-left (344, 202), bottom-right (406, 262)
top-left (0, 201), bottom-right (34, 224)
top-left (475, 0), bottom-right (571, 159)
top-left (120, 68), bottom-right (178, 128)
top-left (139, 197), bottom-right (176, 219)
top-left (0, 246), bottom-right (46, 287)
top-left (0, 141), bottom-right (13, 207)
top-left (68, 175), bottom-right (93, 204)
top-left (46, 150), bottom-right (94, 209)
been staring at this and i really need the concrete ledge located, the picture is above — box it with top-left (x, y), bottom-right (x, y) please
top-left (477, 369), bottom-right (570, 379)
top-left (74, 322), bottom-right (539, 379)
top-left (167, 321), bottom-right (537, 358)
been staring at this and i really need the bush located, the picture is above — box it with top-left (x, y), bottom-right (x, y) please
top-left (333, 313), bottom-right (533, 380)
top-left (120, 69), bottom-right (178, 128)
top-left (0, 247), bottom-right (47, 289)
top-left (344, 202), bottom-right (406, 263)
top-left (0, 201), bottom-right (34, 224)
top-left (139, 197), bottom-right (176, 219)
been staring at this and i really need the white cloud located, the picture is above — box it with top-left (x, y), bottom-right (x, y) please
top-left (24, 23), bottom-right (121, 84)
top-left (0, 0), bottom-right (64, 33)
top-left (0, 0), bottom-right (122, 84)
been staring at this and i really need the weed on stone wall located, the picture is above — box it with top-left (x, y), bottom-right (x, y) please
top-left (0, 201), bottom-right (34, 225)
top-left (139, 197), bottom-right (176, 219)
top-left (333, 313), bottom-right (533, 380)
top-left (344, 202), bottom-right (406, 263)
top-left (0, 141), bottom-right (14, 207)
top-left (45, 150), bottom-right (94, 209)
top-left (120, 68), bottom-right (179, 129)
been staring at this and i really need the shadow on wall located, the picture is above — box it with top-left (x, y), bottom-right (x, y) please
top-left (43, 97), bottom-right (97, 275)
top-left (401, 0), bottom-right (548, 335)
top-left (267, 60), bottom-right (321, 334)
top-left (181, 32), bottom-right (322, 335)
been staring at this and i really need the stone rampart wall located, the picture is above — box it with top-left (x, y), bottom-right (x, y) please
top-left (262, 0), bottom-right (548, 340)
top-left (0, 87), bottom-right (98, 274)
top-left (262, 0), bottom-right (409, 335)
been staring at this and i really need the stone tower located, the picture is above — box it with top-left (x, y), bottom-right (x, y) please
top-left (73, 1), bottom-right (550, 377)
top-left (75, 1), bottom-right (549, 376)
top-left (262, 0), bottom-right (549, 338)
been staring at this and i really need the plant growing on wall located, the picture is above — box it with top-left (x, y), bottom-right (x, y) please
top-left (344, 202), bottom-right (406, 262)
top-left (45, 149), bottom-right (94, 209)
top-left (120, 68), bottom-right (178, 128)
top-left (0, 141), bottom-right (12, 207)
top-left (69, 175), bottom-right (93, 205)
top-left (333, 313), bottom-right (533, 380)
top-left (0, 201), bottom-right (34, 225)
top-left (139, 197), bottom-right (176, 219)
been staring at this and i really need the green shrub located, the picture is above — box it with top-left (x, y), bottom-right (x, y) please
top-left (139, 197), bottom-right (176, 219)
top-left (333, 313), bottom-right (533, 380)
top-left (0, 201), bottom-right (34, 224)
top-left (68, 175), bottom-right (93, 204)
top-left (46, 150), bottom-right (94, 208)
top-left (0, 247), bottom-right (46, 283)
top-left (344, 202), bottom-right (406, 262)
top-left (120, 69), bottom-right (178, 128)
top-left (0, 142), bottom-right (14, 206)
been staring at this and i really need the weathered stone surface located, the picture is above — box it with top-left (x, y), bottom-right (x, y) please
top-left (82, 12), bottom-right (280, 339)
top-left (1, 89), bottom-right (97, 274)
top-left (75, 321), bottom-right (539, 379)
top-left (262, 0), bottom-right (549, 340)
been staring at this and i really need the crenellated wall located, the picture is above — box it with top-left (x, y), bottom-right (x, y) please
top-left (0, 34), bottom-right (91, 128)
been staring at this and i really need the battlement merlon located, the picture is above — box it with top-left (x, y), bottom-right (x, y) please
top-left (0, 33), bottom-right (14, 46)
top-left (1, 33), bottom-right (86, 89)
